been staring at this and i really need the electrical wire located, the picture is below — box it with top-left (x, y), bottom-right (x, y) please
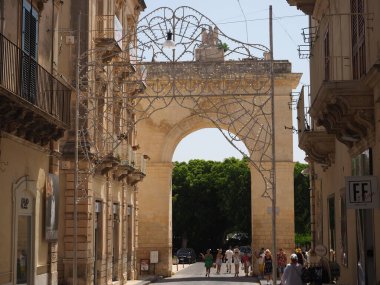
top-left (216, 14), bottom-right (306, 25)
top-left (236, 0), bottom-right (249, 42)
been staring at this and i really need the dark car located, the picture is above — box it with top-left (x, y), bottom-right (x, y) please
top-left (176, 248), bottom-right (197, 264)
top-left (239, 245), bottom-right (252, 257)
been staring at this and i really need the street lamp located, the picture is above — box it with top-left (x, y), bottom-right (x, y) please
top-left (163, 30), bottom-right (175, 49)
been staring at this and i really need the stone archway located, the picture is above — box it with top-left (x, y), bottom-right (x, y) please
top-left (135, 66), bottom-right (300, 277)
top-left (129, 6), bottom-right (301, 277)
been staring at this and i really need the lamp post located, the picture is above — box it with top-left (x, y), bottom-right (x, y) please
top-left (269, 5), bottom-right (278, 285)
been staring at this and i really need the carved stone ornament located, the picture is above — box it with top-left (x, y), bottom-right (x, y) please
top-left (310, 80), bottom-right (374, 155)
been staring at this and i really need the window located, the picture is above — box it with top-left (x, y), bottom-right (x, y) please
top-left (112, 203), bottom-right (120, 281)
top-left (328, 195), bottom-right (336, 261)
top-left (94, 201), bottom-right (102, 285)
top-left (351, 0), bottom-right (366, 79)
top-left (324, 29), bottom-right (330, 80)
top-left (351, 149), bottom-right (375, 283)
top-left (21, 0), bottom-right (38, 103)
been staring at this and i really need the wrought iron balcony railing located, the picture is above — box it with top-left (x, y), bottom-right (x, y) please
top-left (0, 32), bottom-right (71, 126)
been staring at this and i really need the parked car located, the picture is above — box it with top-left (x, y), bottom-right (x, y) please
top-left (176, 248), bottom-right (197, 264)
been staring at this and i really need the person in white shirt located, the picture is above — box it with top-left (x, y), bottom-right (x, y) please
top-left (281, 254), bottom-right (303, 285)
top-left (225, 247), bottom-right (233, 273)
top-left (233, 247), bottom-right (241, 277)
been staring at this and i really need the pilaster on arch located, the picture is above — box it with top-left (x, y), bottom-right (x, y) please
top-left (248, 161), bottom-right (295, 253)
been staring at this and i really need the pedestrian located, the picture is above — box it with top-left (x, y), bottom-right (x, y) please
top-left (263, 249), bottom-right (273, 283)
top-left (277, 248), bottom-right (287, 280)
top-left (241, 252), bottom-right (250, 276)
top-left (281, 253), bottom-right (303, 285)
top-left (233, 247), bottom-right (241, 277)
top-left (296, 248), bottom-right (305, 266)
top-left (215, 249), bottom-right (223, 274)
top-left (225, 246), bottom-right (233, 273)
top-left (200, 249), bottom-right (213, 277)
top-left (258, 247), bottom-right (265, 278)
top-left (251, 249), bottom-right (260, 277)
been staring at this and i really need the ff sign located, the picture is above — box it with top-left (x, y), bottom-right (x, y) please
top-left (345, 176), bottom-right (379, 209)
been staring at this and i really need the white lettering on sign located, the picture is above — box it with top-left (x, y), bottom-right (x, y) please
top-left (345, 176), bottom-right (379, 209)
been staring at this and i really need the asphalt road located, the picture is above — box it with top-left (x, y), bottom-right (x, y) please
top-left (153, 262), bottom-right (263, 284)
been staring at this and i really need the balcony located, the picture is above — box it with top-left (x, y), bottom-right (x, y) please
top-left (286, 0), bottom-right (315, 15)
top-left (297, 86), bottom-right (335, 167)
top-left (307, 12), bottom-right (375, 156)
top-left (309, 80), bottom-right (374, 155)
top-left (115, 144), bottom-right (134, 181)
top-left (94, 15), bottom-right (123, 60)
top-left (0, 33), bottom-right (71, 145)
top-left (128, 151), bottom-right (148, 185)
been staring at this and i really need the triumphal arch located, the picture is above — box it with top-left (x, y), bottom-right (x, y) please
top-left (131, 7), bottom-right (301, 276)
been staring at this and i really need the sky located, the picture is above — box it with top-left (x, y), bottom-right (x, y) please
top-left (140, 0), bottom-right (309, 163)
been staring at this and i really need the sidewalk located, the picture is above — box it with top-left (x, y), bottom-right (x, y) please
top-left (126, 264), bottom-right (190, 285)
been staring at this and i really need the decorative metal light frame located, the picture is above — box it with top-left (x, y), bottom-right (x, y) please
top-left (76, 6), bottom-right (277, 200)
top-left (72, 6), bottom-right (281, 284)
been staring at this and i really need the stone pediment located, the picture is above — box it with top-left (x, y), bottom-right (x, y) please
top-left (309, 81), bottom-right (374, 154)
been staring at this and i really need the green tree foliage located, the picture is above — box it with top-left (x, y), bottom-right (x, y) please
top-left (294, 162), bottom-right (311, 234)
top-left (172, 159), bottom-right (311, 252)
top-left (172, 158), bottom-right (251, 252)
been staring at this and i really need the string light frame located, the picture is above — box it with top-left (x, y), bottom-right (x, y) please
top-left (75, 5), bottom-right (278, 201)
top-left (70, 6), bottom-right (287, 284)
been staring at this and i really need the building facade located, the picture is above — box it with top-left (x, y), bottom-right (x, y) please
top-left (0, 0), bottom-right (147, 284)
top-left (288, 0), bottom-right (380, 284)
top-left (0, 0), bottom-right (71, 284)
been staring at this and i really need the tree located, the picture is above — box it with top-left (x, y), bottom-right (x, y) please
top-left (294, 162), bottom-right (311, 237)
top-left (172, 158), bottom-right (251, 253)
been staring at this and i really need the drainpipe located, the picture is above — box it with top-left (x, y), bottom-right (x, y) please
top-left (309, 163), bottom-right (316, 249)
top-left (0, 0), bottom-right (4, 34)
top-left (51, 0), bottom-right (55, 74)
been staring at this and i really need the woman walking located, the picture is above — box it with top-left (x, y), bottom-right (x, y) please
top-left (233, 247), bottom-right (241, 277)
top-left (200, 249), bottom-right (213, 277)
top-left (215, 249), bottom-right (223, 274)
top-left (263, 249), bottom-right (273, 283)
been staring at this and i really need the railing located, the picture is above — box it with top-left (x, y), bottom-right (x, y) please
top-left (95, 15), bottom-right (123, 50)
top-left (297, 86), bottom-right (312, 141)
top-left (133, 152), bottom-right (147, 174)
top-left (0, 33), bottom-right (71, 126)
top-left (308, 12), bottom-right (374, 91)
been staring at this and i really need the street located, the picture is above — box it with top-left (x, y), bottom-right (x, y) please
top-left (153, 262), bottom-right (264, 284)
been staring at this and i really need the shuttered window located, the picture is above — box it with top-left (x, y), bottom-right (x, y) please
top-left (21, 0), bottom-right (38, 103)
top-left (351, 0), bottom-right (366, 79)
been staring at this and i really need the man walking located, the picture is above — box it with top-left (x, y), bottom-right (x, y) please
top-left (225, 246), bottom-right (233, 273)
top-left (281, 254), bottom-right (303, 285)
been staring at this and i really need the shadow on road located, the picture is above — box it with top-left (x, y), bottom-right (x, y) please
top-left (153, 276), bottom-right (260, 283)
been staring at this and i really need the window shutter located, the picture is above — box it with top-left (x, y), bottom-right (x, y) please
top-left (22, 0), bottom-right (38, 103)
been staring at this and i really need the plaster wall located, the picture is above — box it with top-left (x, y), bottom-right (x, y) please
top-left (0, 134), bottom-right (50, 284)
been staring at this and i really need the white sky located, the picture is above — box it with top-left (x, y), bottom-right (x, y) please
top-left (141, 0), bottom-right (309, 163)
